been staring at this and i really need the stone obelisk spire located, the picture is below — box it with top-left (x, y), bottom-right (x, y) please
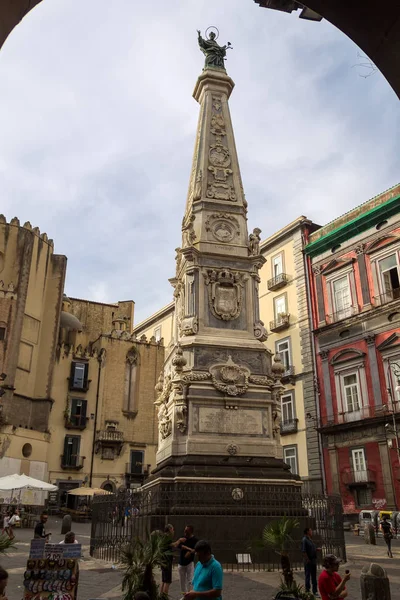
top-left (151, 29), bottom-right (297, 485)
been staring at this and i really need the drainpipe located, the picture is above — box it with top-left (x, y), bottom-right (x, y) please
top-left (89, 350), bottom-right (104, 487)
top-left (302, 236), bottom-right (327, 495)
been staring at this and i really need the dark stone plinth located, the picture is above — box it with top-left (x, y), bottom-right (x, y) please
top-left (148, 453), bottom-right (299, 481)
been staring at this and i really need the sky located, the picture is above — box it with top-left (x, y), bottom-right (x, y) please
top-left (0, 0), bottom-right (399, 324)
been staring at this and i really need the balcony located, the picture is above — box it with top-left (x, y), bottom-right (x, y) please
top-left (374, 289), bottom-right (400, 306)
top-left (319, 405), bottom-right (388, 428)
top-left (281, 365), bottom-right (296, 384)
top-left (326, 305), bottom-right (358, 324)
top-left (60, 455), bottom-right (85, 470)
top-left (342, 468), bottom-right (375, 488)
top-left (96, 429), bottom-right (124, 443)
top-left (125, 463), bottom-right (149, 481)
top-left (64, 415), bottom-right (87, 430)
top-left (280, 418), bottom-right (298, 435)
top-left (269, 314), bottom-right (290, 332)
top-left (267, 273), bottom-right (289, 291)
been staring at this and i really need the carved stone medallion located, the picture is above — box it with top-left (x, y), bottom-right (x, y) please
top-left (205, 213), bottom-right (240, 244)
top-left (209, 143), bottom-right (231, 168)
top-left (204, 268), bottom-right (246, 321)
top-left (210, 355), bottom-right (250, 396)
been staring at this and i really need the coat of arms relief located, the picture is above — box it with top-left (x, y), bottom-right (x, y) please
top-left (203, 268), bottom-right (247, 321)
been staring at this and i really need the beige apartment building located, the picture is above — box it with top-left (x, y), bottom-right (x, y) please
top-left (0, 216), bottom-right (163, 507)
top-left (134, 217), bottom-right (324, 492)
top-left (259, 217), bottom-right (323, 492)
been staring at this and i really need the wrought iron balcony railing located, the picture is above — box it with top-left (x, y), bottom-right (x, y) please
top-left (280, 418), bottom-right (298, 434)
top-left (281, 365), bottom-right (295, 383)
top-left (269, 314), bottom-right (290, 332)
top-left (326, 305), bottom-right (358, 324)
top-left (342, 468), bottom-right (375, 487)
top-left (267, 273), bottom-right (289, 291)
top-left (64, 415), bottom-right (87, 430)
top-left (60, 454), bottom-right (85, 470)
top-left (319, 404), bottom-right (391, 428)
top-left (374, 289), bottom-right (400, 306)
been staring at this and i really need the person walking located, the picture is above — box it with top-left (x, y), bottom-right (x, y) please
top-left (183, 540), bottom-right (223, 600)
top-left (301, 527), bottom-right (319, 597)
top-left (318, 554), bottom-right (350, 600)
top-left (34, 514), bottom-right (51, 540)
top-left (380, 514), bottom-right (394, 558)
top-left (178, 525), bottom-right (198, 595)
top-left (159, 524), bottom-right (185, 597)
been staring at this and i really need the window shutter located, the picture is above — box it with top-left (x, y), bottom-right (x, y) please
top-left (81, 400), bottom-right (87, 418)
top-left (83, 363), bottom-right (89, 389)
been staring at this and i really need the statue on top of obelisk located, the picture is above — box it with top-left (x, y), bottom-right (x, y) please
top-left (197, 27), bottom-right (232, 69)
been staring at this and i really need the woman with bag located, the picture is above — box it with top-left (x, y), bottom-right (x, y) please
top-left (380, 514), bottom-right (394, 558)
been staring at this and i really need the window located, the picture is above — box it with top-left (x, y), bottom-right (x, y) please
top-left (332, 275), bottom-right (351, 317)
top-left (378, 253), bottom-right (400, 299)
top-left (154, 327), bottom-right (161, 342)
top-left (356, 487), bottom-right (372, 506)
top-left (343, 373), bottom-right (361, 413)
top-left (351, 448), bottom-right (367, 482)
top-left (62, 435), bottom-right (81, 467)
top-left (0, 327), bottom-right (6, 341)
top-left (281, 393), bottom-right (295, 423)
top-left (69, 398), bottom-right (87, 427)
top-left (272, 253), bottom-right (283, 277)
top-left (283, 446), bottom-right (298, 474)
top-left (276, 338), bottom-right (291, 370)
top-left (274, 295), bottom-right (287, 320)
top-left (70, 361), bottom-right (88, 391)
top-left (129, 450), bottom-right (144, 475)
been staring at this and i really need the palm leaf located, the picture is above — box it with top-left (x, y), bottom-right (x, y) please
top-left (262, 517), bottom-right (299, 554)
top-left (0, 533), bottom-right (15, 554)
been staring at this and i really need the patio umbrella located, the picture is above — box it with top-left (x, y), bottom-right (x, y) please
top-left (67, 487), bottom-right (111, 496)
top-left (0, 474), bottom-right (58, 491)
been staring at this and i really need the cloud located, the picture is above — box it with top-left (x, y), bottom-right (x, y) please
top-left (0, 0), bottom-right (398, 322)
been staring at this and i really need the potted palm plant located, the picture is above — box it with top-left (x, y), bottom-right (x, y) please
top-left (261, 516), bottom-right (299, 587)
top-left (120, 531), bottom-right (171, 600)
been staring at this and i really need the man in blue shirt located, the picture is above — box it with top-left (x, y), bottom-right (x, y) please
top-left (301, 527), bottom-right (320, 597)
top-left (183, 540), bottom-right (223, 600)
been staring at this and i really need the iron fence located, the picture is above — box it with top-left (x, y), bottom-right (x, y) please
top-left (90, 486), bottom-right (345, 570)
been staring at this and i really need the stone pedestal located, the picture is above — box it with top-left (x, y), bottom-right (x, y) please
top-left (360, 563), bottom-right (391, 600)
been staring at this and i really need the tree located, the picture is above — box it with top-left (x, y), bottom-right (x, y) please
top-left (262, 516), bottom-right (299, 586)
top-left (120, 531), bottom-right (171, 600)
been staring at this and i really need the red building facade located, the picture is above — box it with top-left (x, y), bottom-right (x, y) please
top-left (305, 184), bottom-right (400, 517)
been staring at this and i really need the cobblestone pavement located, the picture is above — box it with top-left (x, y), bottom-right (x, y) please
top-left (2, 519), bottom-right (400, 600)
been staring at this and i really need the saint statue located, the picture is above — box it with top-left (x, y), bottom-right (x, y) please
top-left (197, 29), bottom-right (231, 70)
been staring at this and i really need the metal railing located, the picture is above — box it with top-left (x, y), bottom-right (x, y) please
top-left (90, 487), bottom-right (345, 569)
top-left (374, 289), bottom-right (400, 306)
top-left (60, 454), bottom-right (85, 470)
top-left (96, 430), bottom-right (124, 443)
top-left (64, 415), bottom-right (87, 430)
top-left (326, 305), bottom-right (358, 324)
top-left (342, 468), bottom-right (375, 486)
top-left (319, 404), bottom-right (390, 427)
top-left (280, 418), bottom-right (299, 434)
top-left (269, 314), bottom-right (290, 332)
top-left (281, 365), bottom-right (295, 382)
top-left (267, 273), bottom-right (289, 291)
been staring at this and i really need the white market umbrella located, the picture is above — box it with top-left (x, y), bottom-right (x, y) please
top-left (67, 487), bottom-right (111, 497)
top-left (0, 474), bottom-right (57, 492)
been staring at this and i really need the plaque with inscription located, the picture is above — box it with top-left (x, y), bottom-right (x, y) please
top-left (198, 407), bottom-right (264, 436)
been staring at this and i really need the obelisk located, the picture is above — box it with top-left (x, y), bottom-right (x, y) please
top-left (143, 30), bottom-right (303, 555)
